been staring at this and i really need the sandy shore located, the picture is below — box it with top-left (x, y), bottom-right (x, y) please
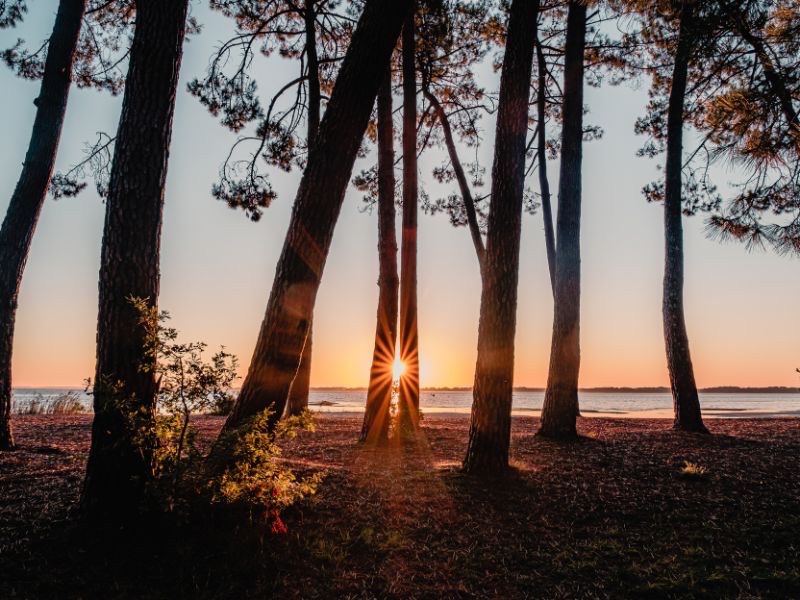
top-left (310, 406), bottom-right (800, 419)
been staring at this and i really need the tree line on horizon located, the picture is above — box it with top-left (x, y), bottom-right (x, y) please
top-left (0, 0), bottom-right (797, 525)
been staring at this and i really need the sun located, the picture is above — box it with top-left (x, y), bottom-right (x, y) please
top-left (392, 358), bottom-right (406, 380)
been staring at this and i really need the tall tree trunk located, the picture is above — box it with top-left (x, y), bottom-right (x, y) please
top-left (223, 0), bottom-right (413, 432)
top-left (535, 35), bottom-right (556, 295)
top-left (538, 1), bottom-right (586, 439)
top-left (361, 71), bottom-right (398, 443)
top-left (285, 0), bottom-right (322, 418)
top-left (81, 0), bottom-right (190, 521)
top-left (422, 89), bottom-right (485, 269)
top-left (462, 0), bottom-right (537, 474)
top-left (0, 0), bottom-right (86, 452)
top-left (662, 1), bottom-right (707, 433)
top-left (397, 7), bottom-right (420, 434)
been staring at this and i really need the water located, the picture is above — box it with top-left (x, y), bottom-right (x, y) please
top-left (12, 388), bottom-right (800, 417)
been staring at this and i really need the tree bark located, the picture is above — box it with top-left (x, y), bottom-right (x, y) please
top-left (81, 0), bottom-right (190, 521)
top-left (422, 89), bottom-right (485, 269)
top-left (397, 6), bottom-right (420, 434)
top-left (463, 0), bottom-right (537, 474)
top-left (538, 1), bottom-right (586, 439)
top-left (361, 71), bottom-right (398, 443)
top-left (535, 34), bottom-right (556, 295)
top-left (285, 319), bottom-right (312, 417)
top-left (662, 1), bottom-right (708, 433)
top-left (0, 0), bottom-right (86, 452)
top-left (223, 0), bottom-right (413, 432)
top-left (284, 0), bottom-right (323, 418)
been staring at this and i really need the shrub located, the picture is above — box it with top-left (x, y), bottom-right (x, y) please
top-left (124, 297), bottom-right (322, 531)
top-left (14, 391), bottom-right (88, 415)
top-left (204, 409), bottom-right (323, 532)
top-left (680, 461), bottom-right (708, 479)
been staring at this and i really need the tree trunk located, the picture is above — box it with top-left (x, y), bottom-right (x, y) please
top-left (223, 0), bottom-right (413, 432)
top-left (284, 0), bottom-right (323, 418)
top-left (662, 1), bottom-right (708, 433)
top-left (535, 35), bottom-right (556, 295)
top-left (423, 89), bottom-right (485, 269)
top-left (81, 0), bottom-right (190, 521)
top-left (462, 0), bottom-right (537, 474)
top-left (285, 319), bottom-right (312, 417)
top-left (361, 71), bottom-right (398, 443)
top-left (397, 7), bottom-right (420, 434)
top-left (538, 1), bottom-right (586, 439)
top-left (0, 0), bottom-right (86, 452)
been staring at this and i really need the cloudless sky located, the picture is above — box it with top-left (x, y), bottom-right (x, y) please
top-left (1, 2), bottom-right (798, 389)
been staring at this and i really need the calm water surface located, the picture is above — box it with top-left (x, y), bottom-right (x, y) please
top-left (12, 388), bottom-right (800, 417)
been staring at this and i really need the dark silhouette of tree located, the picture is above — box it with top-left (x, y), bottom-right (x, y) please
top-left (397, 5), bottom-right (421, 434)
top-left (463, 0), bottom-right (537, 474)
top-left (657, 0), bottom-right (709, 432)
top-left (81, 0), bottom-right (191, 522)
top-left (658, 0), bottom-right (708, 432)
top-left (538, 0), bottom-right (587, 439)
top-left (704, 1), bottom-right (800, 255)
top-left (221, 0), bottom-right (413, 432)
top-left (190, 0), bottom-right (355, 418)
top-left (417, 0), bottom-right (496, 271)
top-left (360, 71), bottom-right (398, 443)
top-left (0, 1), bottom-right (26, 28)
top-left (626, 0), bottom-right (798, 431)
top-left (0, 0), bottom-right (87, 451)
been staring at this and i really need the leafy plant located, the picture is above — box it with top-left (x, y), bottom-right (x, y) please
top-left (123, 297), bottom-right (322, 530)
top-left (130, 296), bottom-right (239, 472)
top-left (680, 461), bottom-right (708, 479)
top-left (205, 409), bottom-right (323, 532)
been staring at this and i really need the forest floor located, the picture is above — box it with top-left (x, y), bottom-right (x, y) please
top-left (1, 414), bottom-right (799, 599)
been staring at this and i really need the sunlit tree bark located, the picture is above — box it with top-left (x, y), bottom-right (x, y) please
top-left (81, 0), bottom-right (190, 521)
top-left (285, 0), bottom-right (323, 418)
top-left (223, 0), bottom-right (413, 431)
top-left (0, 0), bottom-right (86, 451)
top-left (397, 6), bottom-right (420, 434)
top-left (361, 71), bottom-right (399, 443)
top-left (463, 0), bottom-right (537, 474)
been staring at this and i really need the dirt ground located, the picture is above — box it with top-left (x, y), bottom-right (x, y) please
top-left (2, 414), bottom-right (799, 599)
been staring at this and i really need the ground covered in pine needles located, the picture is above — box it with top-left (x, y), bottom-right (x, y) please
top-left (2, 414), bottom-right (799, 599)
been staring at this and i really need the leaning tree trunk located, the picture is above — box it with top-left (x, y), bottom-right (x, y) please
top-left (223, 0), bottom-right (413, 432)
top-left (285, 0), bottom-right (323, 418)
top-left (81, 0), bottom-right (190, 522)
top-left (538, 1), bottom-right (586, 439)
top-left (397, 7), bottom-right (420, 434)
top-left (0, 0), bottom-right (86, 452)
top-left (423, 89), bottom-right (485, 268)
top-left (663, 1), bottom-right (707, 433)
top-left (361, 71), bottom-right (399, 443)
top-left (462, 0), bottom-right (537, 474)
top-left (535, 34), bottom-right (556, 295)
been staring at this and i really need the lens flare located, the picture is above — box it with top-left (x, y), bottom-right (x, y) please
top-left (392, 358), bottom-right (406, 380)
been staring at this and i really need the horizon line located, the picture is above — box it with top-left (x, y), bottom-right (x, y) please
top-left (12, 385), bottom-right (800, 393)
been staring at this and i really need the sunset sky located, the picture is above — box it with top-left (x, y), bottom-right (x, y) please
top-left (1, 3), bottom-right (798, 389)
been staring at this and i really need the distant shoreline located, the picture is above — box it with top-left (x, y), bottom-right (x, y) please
top-left (13, 385), bottom-right (800, 394)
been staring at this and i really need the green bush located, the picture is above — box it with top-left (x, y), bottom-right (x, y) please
top-left (126, 296), bottom-right (322, 531)
top-left (204, 409), bottom-right (323, 532)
